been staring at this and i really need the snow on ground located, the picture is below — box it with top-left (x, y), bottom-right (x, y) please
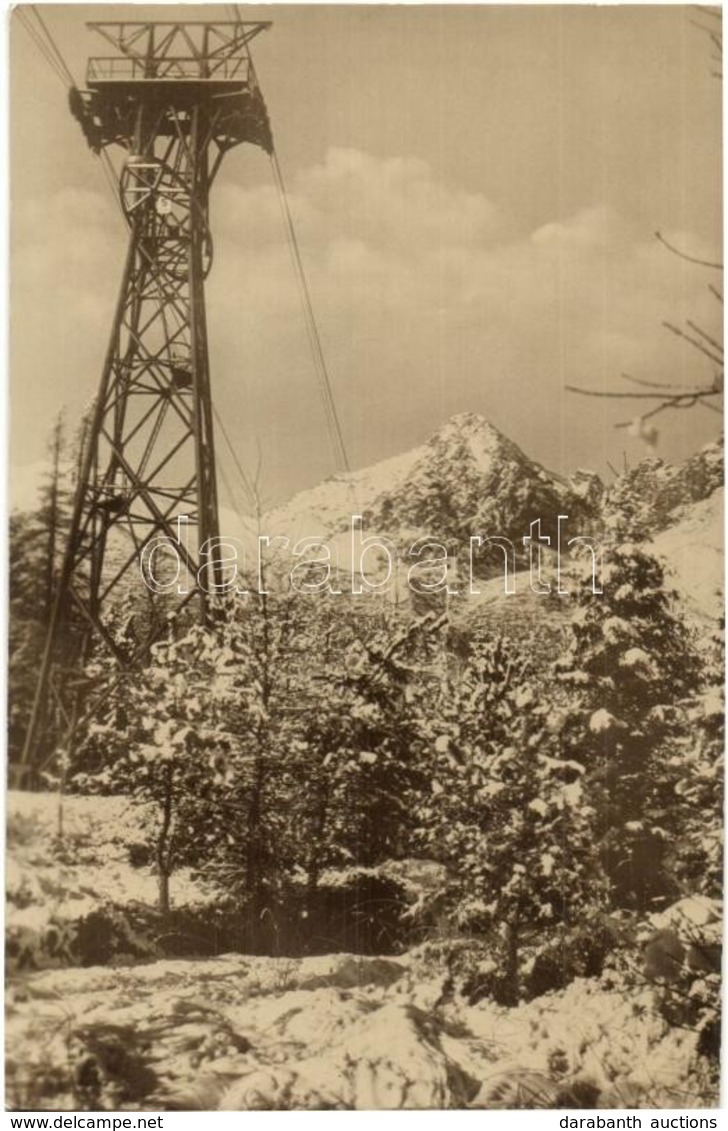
top-left (5, 798), bottom-right (718, 1111)
top-left (6, 948), bottom-right (715, 1110)
top-left (463, 975), bottom-right (708, 1109)
top-left (7, 792), bottom-right (212, 936)
top-left (649, 488), bottom-right (723, 625)
top-left (259, 413), bottom-right (568, 550)
top-left (263, 448), bottom-right (421, 544)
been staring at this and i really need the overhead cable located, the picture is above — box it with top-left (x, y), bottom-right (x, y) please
top-left (269, 147), bottom-right (351, 474)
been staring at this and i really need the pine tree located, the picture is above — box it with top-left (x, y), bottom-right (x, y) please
top-left (295, 607), bottom-right (439, 900)
top-left (555, 543), bottom-right (702, 911)
top-left (424, 634), bottom-right (605, 1002)
top-left (9, 415), bottom-right (72, 766)
top-left (666, 621), bottom-right (724, 897)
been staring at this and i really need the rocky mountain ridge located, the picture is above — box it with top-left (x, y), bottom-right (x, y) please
top-left (15, 415), bottom-right (723, 633)
top-left (251, 415), bottom-right (723, 623)
top-left (262, 412), bottom-right (605, 554)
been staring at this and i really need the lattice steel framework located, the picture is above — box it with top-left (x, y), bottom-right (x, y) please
top-left (20, 22), bottom-right (273, 777)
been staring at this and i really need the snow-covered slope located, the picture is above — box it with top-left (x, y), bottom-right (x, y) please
top-left (6, 944), bottom-right (714, 1110)
top-left (649, 487), bottom-right (724, 625)
top-left (262, 413), bottom-right (602, 551)
top-left (8, 791), bottom-right (714, 1108)
top-left (212, 417), bottom-right (723, 637)
top-left (262, 446), bottom-right (423, 545)
top-left (20, 416), bottom-right (721, 633)
top-left (604, 439), bottom-right (723, 541)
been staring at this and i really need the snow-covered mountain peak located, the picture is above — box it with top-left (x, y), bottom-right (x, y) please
top-left (421, 412), bottom-right (527, 472)
top-left (428, 411), bottom-right (507, 446)
top-left (260, 412), bottom-right (601, 554)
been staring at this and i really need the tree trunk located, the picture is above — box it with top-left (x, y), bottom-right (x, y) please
top-left (43, 415), bottom-right (63, 624)
top-left (503, 918), bottom-right (520, 1006)
top-left (306, 772), bottom-right (330, 921)
top-left (245, 749), bottom-right (265, 926)
top-left (156, 767), bottom-right (174, 915)
top-left (157, 869), bottom-right (170, 916)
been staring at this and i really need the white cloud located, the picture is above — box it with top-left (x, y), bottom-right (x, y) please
top-left (11, 148), bottom-right (721, 506)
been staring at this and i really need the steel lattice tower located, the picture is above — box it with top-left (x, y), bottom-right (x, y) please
top-left (20, 21), bottom-right (273, 778)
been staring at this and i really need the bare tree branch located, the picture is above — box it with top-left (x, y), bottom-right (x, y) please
top-left (565, 17), bottom-right (723, 439)
top-left (567, 378), bottom-right (722, 432)
top-left (685, 319), bottom-right (723, 354)
top-left (695, 6), bottom-right (722, 21)
top-left (655, 231), bottom-right (723, 270)
top-left (620, 372), bottom-right (698, 391)
top-left (613, 388), bottom-right (721, 429)
top-left (689, 18), bottom-right (722, 39)
top-left (662, 321), bottom-right (724, 366)
top-left (565, 385), bottom-right (717, 401)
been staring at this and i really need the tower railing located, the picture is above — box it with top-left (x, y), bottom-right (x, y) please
top-left (87, 55), bottom-right (252, 84)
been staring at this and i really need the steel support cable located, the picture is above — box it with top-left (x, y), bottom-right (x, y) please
top-left (269, 149), bottom-right (350, 474)
top-left (30, 7), bottom-right (125, 236)
top-left (30, 5), bottom-right (77, 87)
top-left (18, 10), bottom-right (66, 85)
top-left (16, 9), bottom-right (68, 87)
top-left (18, 8), bottom-right (126, 235)
top-left (275, 193), bottom-right (348, 469)
top-left (18, 21), bottom-right (66, 86)
top-left (213, 404), bottom-right (257, 512)
top-left (268, 163), bottom-right (333, 438)
top-left (217, 461), bottom-right (252, 535)
top-left (99, 150), bottom-right (129, 231)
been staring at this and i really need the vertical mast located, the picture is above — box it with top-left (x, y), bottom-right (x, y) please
top-left (19, 21), bottom-right (273, 781)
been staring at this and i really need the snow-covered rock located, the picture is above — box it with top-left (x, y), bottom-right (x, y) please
top-left (219, 1002), bottom-right (478, 1109)
top-left (649, 896), bottom-right (722, 938)
top-left (6, 947), bottom-right (717, 1110)
top-left (261, 413), bottom-right (601, 570)
top-left (604, 439), bottom-right (723, 542)
top-left (463, 975), bottom-right (710, 1108)
top-left (588, 708), bottom-right (624, 734)
top-left (649, 488), bottom-right (723, 625)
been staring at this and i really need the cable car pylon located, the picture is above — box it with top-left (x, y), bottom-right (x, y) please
top-left (19, 20), bottom-right (273, 782)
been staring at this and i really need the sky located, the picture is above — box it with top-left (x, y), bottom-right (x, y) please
top-left (8, 3), bottom-right (724, 513)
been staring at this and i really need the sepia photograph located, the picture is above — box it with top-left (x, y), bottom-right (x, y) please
top-left (5, 2), bottom-right (724, 1113)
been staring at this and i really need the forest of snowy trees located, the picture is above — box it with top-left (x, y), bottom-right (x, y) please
top-left (8, 430), bottom-right (723, 1104)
